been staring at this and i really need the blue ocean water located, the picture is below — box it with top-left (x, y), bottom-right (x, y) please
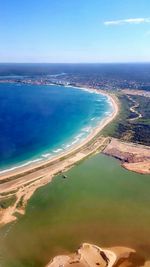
top-left (0, 83), bottom-right (113, 171)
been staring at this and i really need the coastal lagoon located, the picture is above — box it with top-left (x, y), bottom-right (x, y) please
top-left (0, 83), bottom-right (112, 172)
top-left (0, 154), bottom-right (150, 267)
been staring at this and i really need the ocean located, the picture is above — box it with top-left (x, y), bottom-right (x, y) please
top-left (0, 83), bottom-right (113, 172)
top-left (0, 64), bottom-right (150, 267)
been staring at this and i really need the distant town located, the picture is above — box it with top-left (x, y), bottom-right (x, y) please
top-left (0, 72), bottom-right (150, 93)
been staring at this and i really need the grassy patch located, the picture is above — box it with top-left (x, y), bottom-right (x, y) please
top-left (101, 93), bottom-right (150, 146)
top-left (16, 196), bottom-right (24, 209)
top-left (0, 195), bottom-right (16, 209)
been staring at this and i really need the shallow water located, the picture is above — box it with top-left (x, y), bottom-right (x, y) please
top-left (0, 84), bottom-right (112, 172)
top-left (0, 154), bottom-right (150, 266)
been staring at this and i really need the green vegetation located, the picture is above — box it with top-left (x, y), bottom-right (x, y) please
top-left (0, 189), bottom-right (17, 197)
top-left (16, 196), bottom-right (24, 209)
top-left (133, 95), bottom-right (150, 121)
top-left (0, 195), bottom-right (16, 209)
top-left (102, 94), bottom-right (130, 137)
top-left (102, 93), bottom-right (150, 146)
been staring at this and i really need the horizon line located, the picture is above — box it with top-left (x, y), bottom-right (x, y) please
top-left (0, 61), bottom-right (150, 64)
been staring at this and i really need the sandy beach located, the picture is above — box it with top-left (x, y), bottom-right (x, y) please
top-left (0, 88), bottom-right (118, 226)
top-left (0, 87), bottom-right (118, 178)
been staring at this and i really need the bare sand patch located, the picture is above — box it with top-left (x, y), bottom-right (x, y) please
top-left (103, 138), bottom-right (150, 174)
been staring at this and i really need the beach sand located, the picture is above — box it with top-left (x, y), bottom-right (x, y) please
top-left (104, 138), bottom-right (150, 174)
top-left (0, 89), bottom-right (118, 226)
top-left (0, 88), bottom-right (118, 179)
top-left (46, 242), bottom-right (146, 267)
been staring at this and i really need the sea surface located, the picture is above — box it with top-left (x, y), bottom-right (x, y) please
top-left (0, 64), bottom-right (149, 267)
top-left (0, 154), bottom-right (150, 267)
top-left (0, 83), bottom-right (113, 172)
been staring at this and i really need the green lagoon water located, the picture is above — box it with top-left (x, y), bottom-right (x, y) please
top-left (0, 154), bottom-right (150, 266)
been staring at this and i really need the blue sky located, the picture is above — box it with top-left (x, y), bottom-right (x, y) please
top-left (0, 0), bottom-right (150, 63)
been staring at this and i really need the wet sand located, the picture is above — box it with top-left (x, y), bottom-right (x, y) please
top-left (0, 89), bottom-right (118, 226)
top-left (0, 89), bottom-right (118, 180)
top-left (46, 243), bottom-right (146, 267)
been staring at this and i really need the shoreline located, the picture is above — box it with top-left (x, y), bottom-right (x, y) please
top-left (0, 87), bottom-right (119, 226)
top-left (46, 242), bottom-right (147, 267)
top-left (104, 138), bottom-right (150, 175)
top-left (0, 86), bottom-right (118, 178)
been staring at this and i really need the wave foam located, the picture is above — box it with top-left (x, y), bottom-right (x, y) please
top-left (91, 117), bottom-right (96, 121)
top-left (82, 126), bottom-right (92, 133)
top-left (0, 158), bottom-right (42, 174)
top-left (53, 148), bottom-right (63, 153)
top-left (42, 153), bottom-right (52, 158)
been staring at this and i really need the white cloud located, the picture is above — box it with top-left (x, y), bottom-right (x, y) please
top-left (104, 18), bottom-right (150, 26)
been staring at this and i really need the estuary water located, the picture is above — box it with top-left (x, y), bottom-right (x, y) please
top-left (0, 154), bottom-right (150, 267)
top-left (0, 83), bottom-right (113, 172)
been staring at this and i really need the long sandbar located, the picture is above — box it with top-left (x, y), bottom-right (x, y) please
top-left (0, 88), bottom-right (118, 225)
top-left (0, 88), bottom-right (118, 181)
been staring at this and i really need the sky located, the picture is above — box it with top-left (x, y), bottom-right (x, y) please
top-left (0, 0), bottom-right (150, 63)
